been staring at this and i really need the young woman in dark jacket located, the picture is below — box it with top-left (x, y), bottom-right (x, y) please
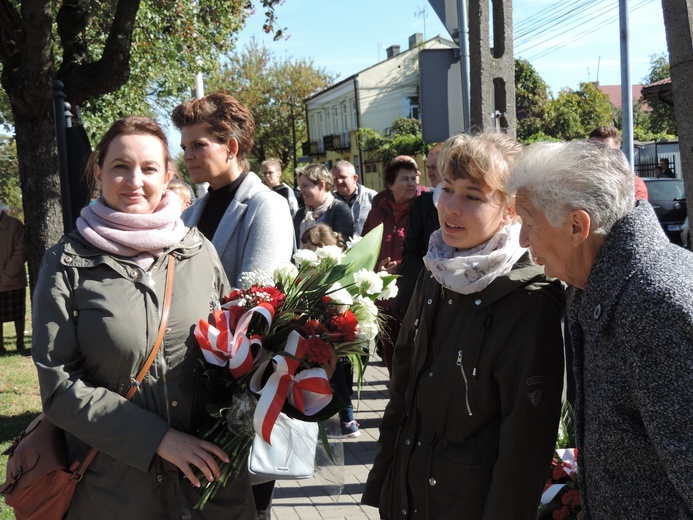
top-left (362, 133), bottom-right (566, 520)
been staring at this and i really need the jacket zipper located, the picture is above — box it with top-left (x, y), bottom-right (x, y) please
top-left (457, 350), bottom-right (473, 416)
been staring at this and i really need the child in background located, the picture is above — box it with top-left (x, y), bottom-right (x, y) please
top-left (168, 177), bottom-right (193, 211)
top-left (300, 223), bottom-right (359, 438)
top-left (300, 223), bottom-right (346, 251)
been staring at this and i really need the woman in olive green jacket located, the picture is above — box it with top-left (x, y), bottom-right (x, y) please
top-left (32, 117), bottom-right (254, 519)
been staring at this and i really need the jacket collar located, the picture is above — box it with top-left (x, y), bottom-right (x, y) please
top-left (183, 173), bottom-right (268, 250)
top-left (571, 201), bottom-right (668, 336)
top-left (467, 252), bottom-right (562, 309)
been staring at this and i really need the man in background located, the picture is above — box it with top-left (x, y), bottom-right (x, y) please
top-left (659, 157), bottom-right (675, 178)
top-left (331, 160), bottom-right (376, 236)
top-left (588, 126), bottom-right (648, 201)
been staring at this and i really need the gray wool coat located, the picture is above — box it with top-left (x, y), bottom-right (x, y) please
top-left (568, 201), bottom-right (693, 519)
top-left (183, 173), bottom-right (295, 287)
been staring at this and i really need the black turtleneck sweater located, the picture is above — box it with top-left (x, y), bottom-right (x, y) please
top-left (196, 172), bottom-right (248, 240)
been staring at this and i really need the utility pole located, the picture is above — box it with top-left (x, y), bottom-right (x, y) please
top-left (458, 0), bottom-right (471, 131)
top-left (619, 0), bottom-right (634, 165)
top-left (195, 59), bottom-right (209, 197)
top-left (289, 96), bottom-right (298, 188)
top-left (661, 0), bottom-right (693, 227)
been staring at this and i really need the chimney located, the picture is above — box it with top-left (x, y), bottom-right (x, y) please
top-left (386, 45), bottom-right (401, 59)
top-left (409, 33), bottom-right (423, 49)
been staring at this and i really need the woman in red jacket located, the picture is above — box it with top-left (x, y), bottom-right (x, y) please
top-left (362, 156), bottom-right (419, 374)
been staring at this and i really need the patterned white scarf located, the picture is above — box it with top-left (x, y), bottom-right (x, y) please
top-left (423, 221), bottom-right (526, 295)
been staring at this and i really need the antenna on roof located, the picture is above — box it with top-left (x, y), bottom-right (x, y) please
top-left (415, 5), bottom-right (428, 41)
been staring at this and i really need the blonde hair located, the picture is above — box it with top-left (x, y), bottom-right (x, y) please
top-left (167, 177), bottom-right (192, 209)
top-left (299, 163), bottom-right (334, 191)
top-left (439, 132), bottom-right (524, 206)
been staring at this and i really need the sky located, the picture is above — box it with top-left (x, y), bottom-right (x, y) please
top-left (232, 0), bottom-right (668, 95)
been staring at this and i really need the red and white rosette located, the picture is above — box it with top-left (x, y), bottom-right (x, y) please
top-left (194, 302), bottom-right (274, 379)
top-left (250, 330), bottom-right (333, 444)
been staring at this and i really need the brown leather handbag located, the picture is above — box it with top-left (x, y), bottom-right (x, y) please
top-left (0, 254), bottom-right (175, 519)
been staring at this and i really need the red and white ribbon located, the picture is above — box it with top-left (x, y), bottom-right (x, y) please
top-left (250, 330), bottom-right (332, 444)
top-left (194, 303), bottom-right (274, 379)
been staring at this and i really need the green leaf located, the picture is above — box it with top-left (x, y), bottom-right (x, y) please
top-left (340, 224), bottom-right (383, 279)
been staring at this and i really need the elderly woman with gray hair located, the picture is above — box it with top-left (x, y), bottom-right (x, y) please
top-left (509, 140), bottom-right (693, 518)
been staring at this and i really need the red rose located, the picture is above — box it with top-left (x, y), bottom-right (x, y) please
top-left (300, 319), bottom-right (328, 339)
top-left (304, 334), bottom-right (332, 365)
top-left (249, 285), bottom-right (285, 310)
top-left (329, 310), bottom-right (358, 342)
top-left (222, 289), bottom-right (244, 304)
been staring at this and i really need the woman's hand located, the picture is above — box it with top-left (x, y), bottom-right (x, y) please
top-left (320, 344), bottom-right (339, 379)
top-left (377, 257), bottom-right (399, 274)
top-left (156, 428), bottom-right (230, 487)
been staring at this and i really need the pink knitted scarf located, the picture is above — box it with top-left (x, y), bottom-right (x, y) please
top-left (76, 191), bottom-right (188, 269)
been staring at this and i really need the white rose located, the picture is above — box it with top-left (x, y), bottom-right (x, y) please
top-left (293, 249), bottom-right (320, 268)
top-left (316, 245), bottom-right (345, 264)
top-left (358, 322), bottom-right (379, 341)
top-left (352, 295), bottom-right (379, 322)
top-left (326, 282), bottom-right (353, 314)
top-left (377, 279), bottom-right (399, 300)
top-left (327, 282), bottom-right (353, 305)
top-left (353, 268), bottom-right (384, 295)
top-left (274, 262), bottom-right (298, 285)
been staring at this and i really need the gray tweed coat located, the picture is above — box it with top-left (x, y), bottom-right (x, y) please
top-left (568, 201), bottom-right (693, 519)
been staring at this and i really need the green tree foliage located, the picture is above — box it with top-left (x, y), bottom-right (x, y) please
top-left (207, 37), bottom-right (335, 179)
top-left (641, 53), bottom-right (676, 136)
top-left (0, 0), bottom-right (283, 287)
top-left (515, 59), bottom-right (550, 143)
top-left (358, 117), bottom-right (427, 161)
top-left (0, 135), bottom-right (21, 213)
top-left (544, 82), bottom-right (615, 141)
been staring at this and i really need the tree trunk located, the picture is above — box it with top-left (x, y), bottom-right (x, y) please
top-left (13, 110), bottom-right (63, 292)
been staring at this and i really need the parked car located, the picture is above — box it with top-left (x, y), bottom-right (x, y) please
top-left (642, 177), bottom-right (687, 245)
top-left (681, 217), bottom-right (690, 250)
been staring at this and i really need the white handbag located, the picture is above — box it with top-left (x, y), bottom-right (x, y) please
top-left (247, 413), bottom-right (319, 485)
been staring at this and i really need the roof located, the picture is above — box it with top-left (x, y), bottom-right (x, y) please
top-left (304, 35), bottom-right (455, 104)
top-left (597, 84), bottom-right (649, 110)
top-left (641, 77), bottom-right (672, 101)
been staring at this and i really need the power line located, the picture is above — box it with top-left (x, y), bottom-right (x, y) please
top-left (519, 0), bottom-right (654, 62)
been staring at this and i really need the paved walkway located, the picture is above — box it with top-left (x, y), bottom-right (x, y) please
top-left (271, 359), bottom-right (390, 520)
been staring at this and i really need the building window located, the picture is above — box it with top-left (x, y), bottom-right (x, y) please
top-left (342, 102), bottom-right (349, 132)
top-left (318, 113), bottom-right (324, 139)
top-left (351, 98), bottom-right (358, 130)
top-left (310, 114), bottom-right (316, 138)
top-left (333, 107), bottom-right (339, 134)
top-left (403, 95), bottom-right (420, 119)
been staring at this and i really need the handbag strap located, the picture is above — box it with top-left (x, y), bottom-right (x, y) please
top-left (72, 254), bottom-right (176, 477)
